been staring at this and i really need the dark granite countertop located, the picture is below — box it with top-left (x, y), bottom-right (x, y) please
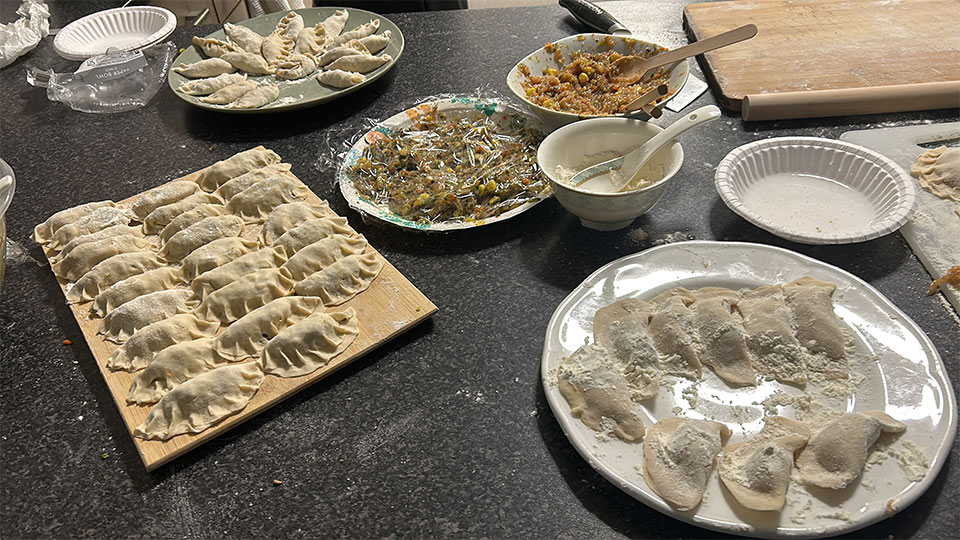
top-left (1, 2), bottom-right (957, 538)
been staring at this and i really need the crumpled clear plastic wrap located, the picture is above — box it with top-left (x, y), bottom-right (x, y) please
top-left (318, 91), bottom-right (551, 228)
top-left (0, 0), bottom-right (50, 69)
top-left (26, 41), bottom-right (176, 113)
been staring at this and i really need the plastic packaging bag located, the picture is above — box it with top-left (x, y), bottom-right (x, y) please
top-left (0, 0), bottom-right (49, 69)
top-left (26, 41), bottom-right (176, 113)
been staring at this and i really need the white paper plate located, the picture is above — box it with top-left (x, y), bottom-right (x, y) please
top-left (715, 137), bottom-right (916, 244)
top-left (540, 241), bottom-right (956, 538)
top-left (54, 6), bottom-right (176, 61)
top-left (338, 97), bottom-right (550, 231)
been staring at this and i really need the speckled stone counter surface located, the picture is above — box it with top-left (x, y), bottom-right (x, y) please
top-left (1, 1), bottom-right (957, 538)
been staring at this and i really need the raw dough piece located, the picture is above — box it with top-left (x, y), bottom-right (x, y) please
top-left (294, 252), bottom-right (382, 305)
top-left (225, 175), bottom-right (308, 223)
top-left (92, 267), bottom-right (183, 318)
top-left (192, 245), bottom-right (288, 299)
top-left (108, 314), bottom-right (219, 372)
top-left (318, 9), bottom-right (348, 41)
top-left (143, 192), bottom-right (221, 234)
top-left (191, 36), bottom-right (240, 58)
top-left (232, 84), bottom-right (280, 109)
top-left (783, 277), bottom-right (849, 379)
top-left (358, 31), bottom-right (392, 54)
top-left (272, 216), bottom-right (354, 254)
top-left (261, 33), bottom-right (294, 65)
top-left (325, 53), bottom-right (391, 74)
top-left (689, 288), bottom-right (756, 386)
top-left (159, 215), bottom-right (245, 262)
top-left (33, 200), bottom-right (114, 245)
top-left (718, 417), bottom-right (811, 511)
top-left (65, 252), bottom-right (163, 304)
top-left (316, 69), bottom-right (365, 88)
top-left (215, 295), bottom-right (324, 361)
top-left (260, 201), bottom-right (333, 244)
top-left (223, 22), bottom-right (263, 54)
top-left (261, 308), bottom-right (359, 377)
top-left (159, 204), bottom-right (227, 243)
top-left (796, 411), bottom-right (906, 489)
top-left (194, 267), bottom-right (295, 323)
top-left (177, 73), bottom-right (247, 96)
top-left (274, 11), bottom-right (304, 39)
top-left (180, 237), bottom-right (259, 282)
top-left (276, 53), bottom-right (318, 80)
top-left (134, 362), bottom-right (264, 440)
top-left (643, 417), bottom-right (731, 511)
top-left (53, 236), bottom-right (152, 281)
top-left (316, 39), bottom-right (368, 67)
top-left (53, 224), bottom-right (144, 264)
top-left (647, 295), bottom-right (702, 377)
top-left (173, 58), bottom-right (235, 78)
top-left (99, 289), bottom-right (198, 343)
top-left (295, 25), bottom-right (326, 56)
top-left (329, 19), bottom-right (379, 48)
top-left (593, 298), bottom-right (660, 400)
top-left (221, 51), bottom-right (275, 75)
top-left (282, 234), bottom-right (367, 280)
top-left (738, 285), bottom-right (808, 385)
top-left (215, 164), bottom-right (293, 201)
top-left (130, 180), bottom-right (198, 221)
top-left (48, 206), bottom-right (131, 249)
top-left (127, 337), bottom-right (230, 405)
top-left (910, 146), bottom-right (960, 202)
top-left (197, 147), bottom-right (282, 192)
top-left (198, 80), bottom-right (258, 105)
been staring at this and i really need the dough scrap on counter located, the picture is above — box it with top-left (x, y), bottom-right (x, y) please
top-left (643, 417), bottom-right (731, 511)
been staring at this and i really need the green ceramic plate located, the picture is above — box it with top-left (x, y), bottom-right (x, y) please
top-left (167, 7), bottom-right (404, 113)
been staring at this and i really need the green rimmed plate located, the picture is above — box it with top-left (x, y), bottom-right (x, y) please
top-left (337, 97), bottom-right (551, 232)
top-left (168, 7), bottom-right (404, 113)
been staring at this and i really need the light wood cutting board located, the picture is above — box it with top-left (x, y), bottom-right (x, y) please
top-left (684, 0), bottom-right (960, 110)
top-left (42, 154), bottom-right (437, 471)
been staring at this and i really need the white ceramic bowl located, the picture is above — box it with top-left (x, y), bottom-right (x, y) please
top-left (715, 137), bottom-right (916, 244)
top-left (507, 34), bottom-right (689, 130)
top-left (54, 6), bottom-right (176, 61)
top-left (537, 118), bottom-right (683, 231)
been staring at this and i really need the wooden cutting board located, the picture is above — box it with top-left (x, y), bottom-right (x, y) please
top-left (42, 155), bottom-right (437, 471)
top-left (684, 0), bottom-right (960, 110)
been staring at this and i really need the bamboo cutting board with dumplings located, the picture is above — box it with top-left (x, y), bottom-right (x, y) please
top-left (41, 151), bottom-right (437, 471)
top-left (683, 0), bottom-right (960, 112)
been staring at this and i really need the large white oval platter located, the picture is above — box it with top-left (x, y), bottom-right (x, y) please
top-left (540, 241), bottom-right (956, 538)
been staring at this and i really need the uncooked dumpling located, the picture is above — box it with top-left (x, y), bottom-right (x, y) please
top-left (647, 295), bottom-right (702, 377)
top-left (143, 192), bottom-right (221, 234)
top-left (158, 215), bottom-right (245, 262)
top-left (130, 180), bottom-right (200, 219)
top-left (231, 84), bottom-right (280, 109)
top-left (65, 251), bottom-right (163, 304)
top-left (134, 362), bottom-right (264, 440)
top-left (91, 266), bottom-right (183, 318)
top-left (796, 411), bottom-right (906, 489)
top-left (281, 234), bottom-right (367, 280)
top-left (316, 39), bottom-right (368, 67)
top-left (177, 73), bottom-right (246, 96)
top-left (358, 31), bottom-right (392, 54)
top-left (48, 206), bottom-right (131, 249)
top-left (718, 417), bottom-right (811, 511)
top-left (294, 252), bottom-right (382, 305)
top-left (107, 314), bottom-right (219, 372)
top-left (180, 237), bottom-right (259, 282)
top-left (272, 216), bottom-right (354, 254)
top-left (273, 11), bottom-right (304, 39)
top-left (783, 277), bottom-right (849, 379)
top-left (593, 298), bottom-right (661, 400)
top-left (214, 295), bottom-right (323, 361)
top-left (215, 164), bottom-right (293, 201)
top-left (738, 285), bottom-right (808, 385)
top-left (52, 224), bottom-right (143, 264)
top-left (317, 69), bottom-right (365, 89)
top-left (642, 417), bottom-right (731, 511)
top-left (53, 236), bottom-right (152, 281)
top-left (261, 33), bottom-right (295, 65)
top-left (260, 201), bottom-right (333, 244)
top-left (556, 343), bottom-right (645, 442)
top-left (33, 200), bottom-right (114, 245)
top-left (197, 147), bottom-right (282, 192)
top-left (910, 146), bottom-right (960, 203)
top-left (173, 58), bottom-right (235, 78)
top-left (127, 337), bottom-right (230, 405)
top-left (159, 203), bottom-right (227, 243)
top-left (276, 53), bottom-right (318, 80)
top-left (191, 246), bottom-right (288, 299)
top-left (329, 19), bottom-right (380, 48)
top-left (99, 289), bottom-right (198, 343)
top-left (223, 22), bottom-right (263, 54)
top-left (261, 307), bottom-right (359, 377)
top-left (225, 175), bottom-right (308, 223)
top-left (221, 51), bottom-right (275, 75)
top-left (191, 36), bottom-right (240, 58)
top-left (194, 267), bottom-right (295, 323)
top-left (325, 53), bottom-right (391, 74)
top-left (689, 288), bottom-right (756, 386)
top-left (198, 80), bottom-right (258, 105)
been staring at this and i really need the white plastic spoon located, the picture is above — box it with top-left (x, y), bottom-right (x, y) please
top-left (572, 105), bottom-right (721, 193)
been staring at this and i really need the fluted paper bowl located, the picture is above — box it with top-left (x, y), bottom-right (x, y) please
top-left (715, 137), bottom-right (916, 244)
top-left (54, 6), bottom-right (176, 60)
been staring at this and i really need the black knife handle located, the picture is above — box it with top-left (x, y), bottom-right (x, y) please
top-left (559, 0), bottom-right (627, 34)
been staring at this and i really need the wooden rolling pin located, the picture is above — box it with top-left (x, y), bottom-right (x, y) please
top-left (741, 81), bottom-right (960, 121)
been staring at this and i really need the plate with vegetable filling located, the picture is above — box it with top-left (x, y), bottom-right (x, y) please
top-left (338, 97), bottom-right (550, 231)
top-left (541, 241), bottom-right (955, 538)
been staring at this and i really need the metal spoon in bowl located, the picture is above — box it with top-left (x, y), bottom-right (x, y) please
top-left (572, 105), bottom-right (721, 193)
top-left (615, 24), bottom-right (758, 85)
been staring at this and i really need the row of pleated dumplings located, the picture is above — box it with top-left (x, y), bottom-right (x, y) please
top-left (33, 147), bottom-right (382, 440)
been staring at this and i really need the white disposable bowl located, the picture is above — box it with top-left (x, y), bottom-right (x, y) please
top-left (54, 6), bottom-right (176, 60)
top-left (507, 34), bottom-right (689, 130)
top-left (715, 137), bottom-right (916, 245)
top-left (537, 118), bottom-right (683, 231)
